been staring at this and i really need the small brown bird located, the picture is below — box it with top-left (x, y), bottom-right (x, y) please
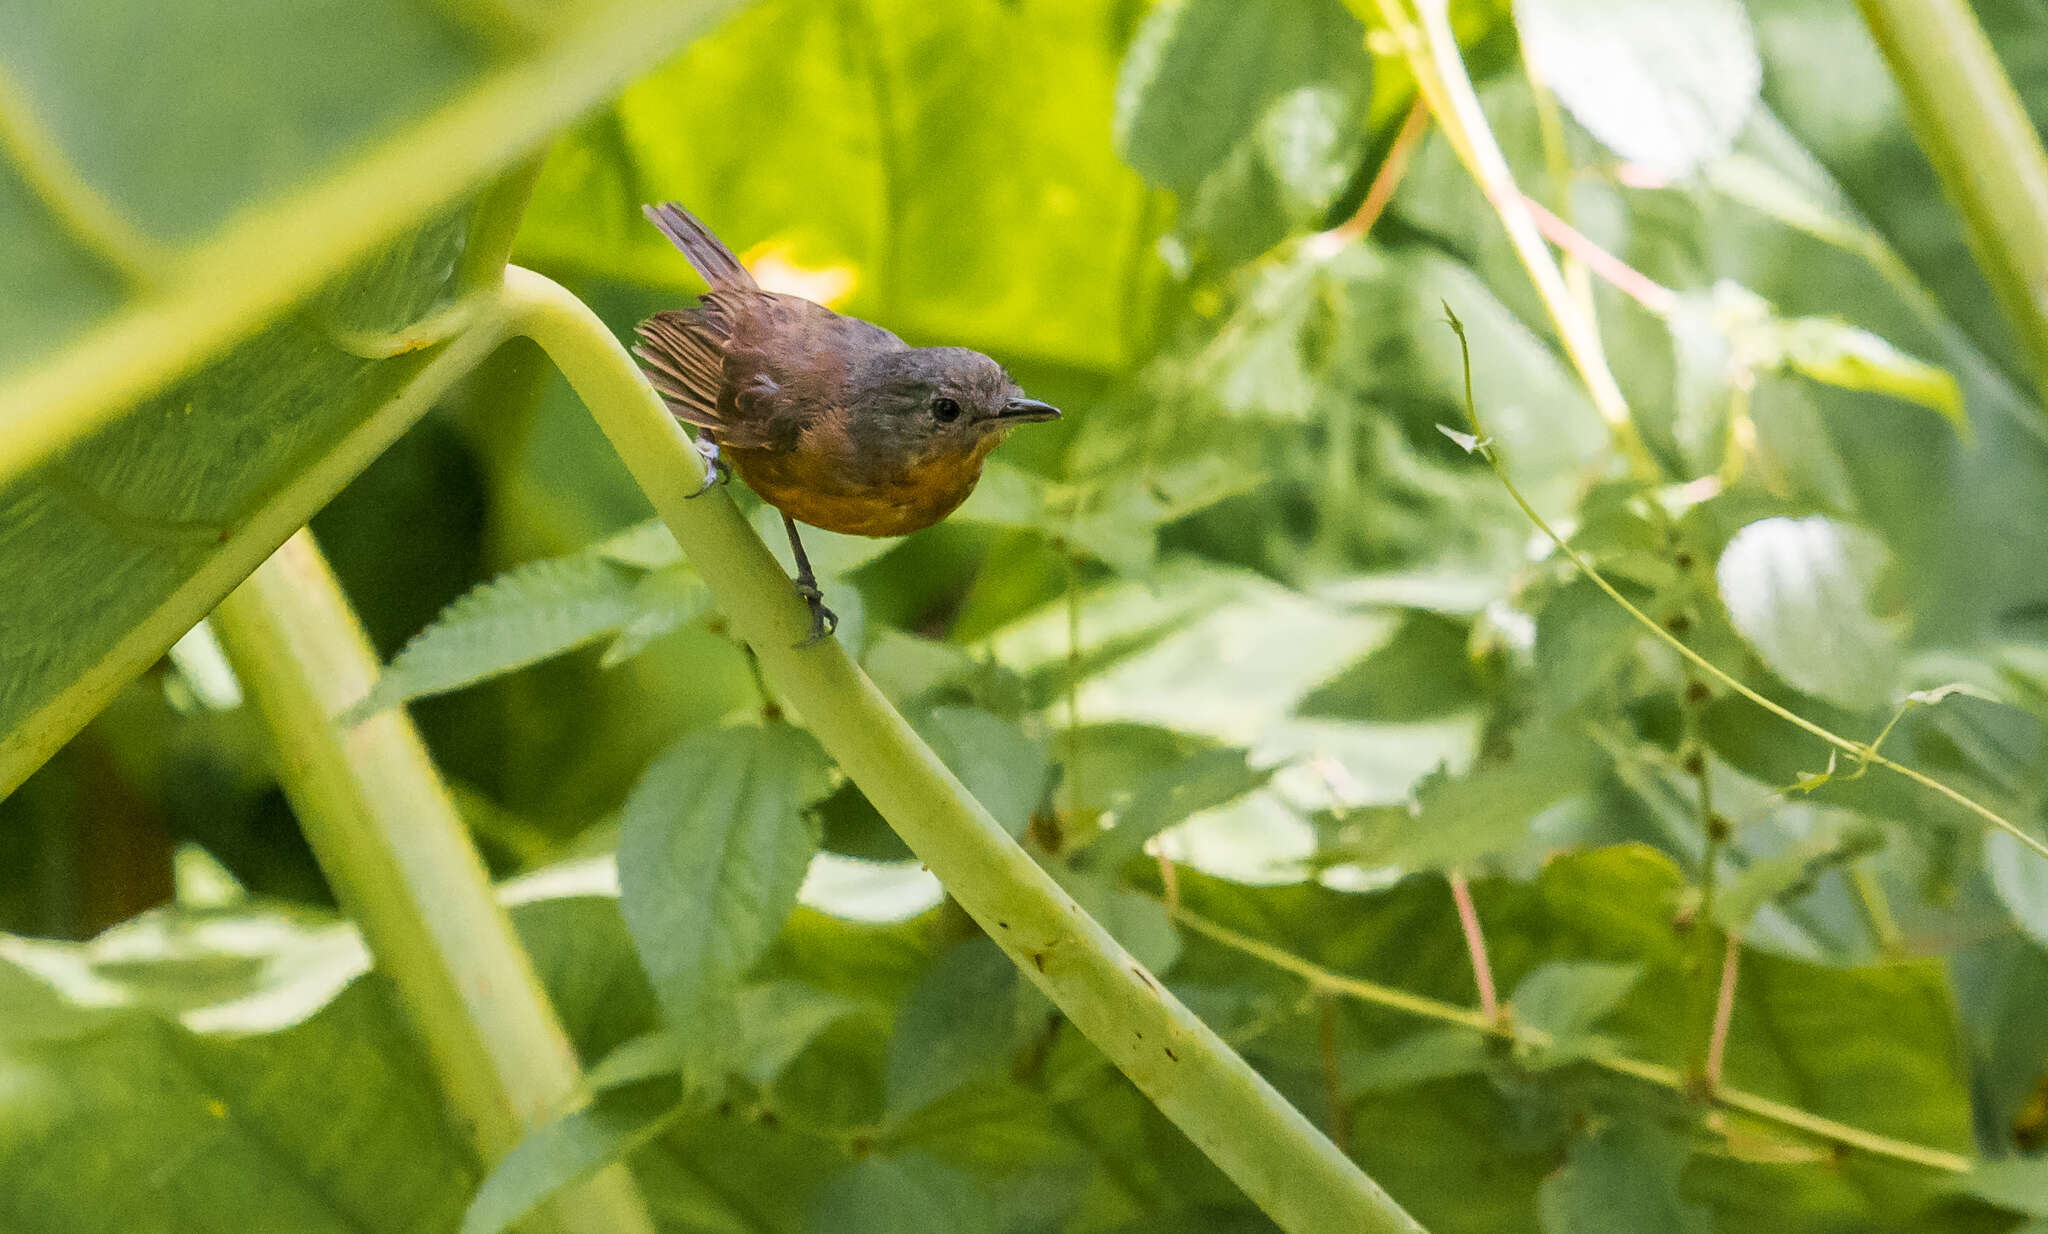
top-left (632, 203), bottom-right (1061, 644)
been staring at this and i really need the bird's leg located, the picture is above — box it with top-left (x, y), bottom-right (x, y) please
top-left (687, 433), bottom-right (730, 498)
top-left (781, 513), bottom-right (838, 646)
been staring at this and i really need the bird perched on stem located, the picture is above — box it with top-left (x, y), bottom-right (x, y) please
top-left (632, 203), bottom-right (1061, 644)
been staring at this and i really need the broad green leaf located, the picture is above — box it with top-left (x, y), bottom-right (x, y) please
top-left (958, 456), bottom-right (1267, 576)
top-left (460, 1099), bottom-right (685, 1234)
top-left (1539, 1123), bottom-right (1712, 1234)
top-left (1081, 747), bottom-right (1275, 874)
top-left (1716, 516), bottom-right (1902, 710)
top-left (1510, 960), bottom-right (1641, 1066)
top-left (0, 959), bottom-right (472, 1234)
top-left (0, 0), bottom-right (737, 795)
top-left (880, 1081), bottom-right (1080, 1175)
top-left (517, 0), bottom-right (1156, 376)
top-left (732, 980), bottom-right (863, 1090)
top-left (616, 724), bottom-right (830, 1087)
top-left (1951, 935), bottom-right (2048, 1149)
top-left (807, 1153), bottom-right (997, 1234)
top-left (1513, 0), bottom-right (1759, 178)
top-left (911, 706), bottom-right (1048, 839)
top-left (990, 561), bottom-right (1399, 746)
top-left (1347, 1028), bottom-right (1492, 1095)
top-left (884, 940), bottom-right (1020, 1122)
top-left (1987, 830), bottom-right (2048, 951)
top-left (1326, 731), bottom-right (1597, 872)
top-left (1712, 812), bottom-right (1883, 932)
top-left (349, 553), bottom-right (644, 720)
top-left (1114, 0), bottom-right (1368, 193)
top-left (1963, 1157), bottom-right (2048, 1217)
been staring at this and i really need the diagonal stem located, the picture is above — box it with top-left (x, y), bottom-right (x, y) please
top-left (211, 529), bottom-right (656, 1234)
top-left (501, 267), bottom-right (1427, 1234)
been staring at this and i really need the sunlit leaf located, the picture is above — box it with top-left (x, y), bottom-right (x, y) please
top-left (1716, 516), bottom-right (1902, 711)
top-left (1514, 0), bottom-right (1760, 177)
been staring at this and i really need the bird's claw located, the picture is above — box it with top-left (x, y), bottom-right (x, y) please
top-left (687, 437), bottom-right (730, 498)
top-left (792, 580), bottom-right (838, 647)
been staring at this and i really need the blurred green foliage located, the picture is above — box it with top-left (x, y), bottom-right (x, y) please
top-left (10, 0), bottom-right (2048, 1231)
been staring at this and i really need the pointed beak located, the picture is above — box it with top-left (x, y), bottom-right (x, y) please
top-left (994, 397), bottom-right (1062, 423)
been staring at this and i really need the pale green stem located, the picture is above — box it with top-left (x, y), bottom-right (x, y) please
top-left (501, 267), bottom-right (1426, 1234)
top-left (1365, 0), bottom-right (1656, 479)
top-left (212, 529), bottom-right (656, 1234)
top-left (1857, 0), bottom-right (2048, 414)
top-left (1172, 907), bottom-right (1971, 1173)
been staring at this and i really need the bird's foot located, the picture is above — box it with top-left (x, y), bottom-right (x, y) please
top-left (792, 579), bottom-right (838, 648)
top-left (688, 436), bottom-right (730, 498)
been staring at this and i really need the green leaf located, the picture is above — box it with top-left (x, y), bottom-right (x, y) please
top-left (1539, 1123), bottom-right (1711, 1234)
top-left (0, 0), bottom-right (736, 794)
top-left (0, 958), bottom-right (471, 1234)
top-left (990, 561), bottom-right (1400, 746)
top-left (733, 980), bottom-right (862, 1089)
top-left (460, 1099), bottom-right (686, 1234)
top-left (1962, 1156), bottom-right (2048, 1217)
top-left (1347, 1028), bottom-right (1492, 1095)
top-left (807, 1153), bottom-right (997, 1234)
top-left (1709, 282), bottom-right (1970, 438)
top-left (349, 553), bottom-right (643, 720)
top-left (1327, 731), bottom-right (1597, 872)
top-left (1081, 747), bottom-right (1275, 874)
top-left (911, 706), bottom-right (1049, 840)
top-left (1113, 0), bottom-right (1368, 193)
top-left (517, 0), bottom-right (1155, 376)
top-left (1987, 830), bottom-right (2048, 951)
top-left (1716, 516), bottom-right (1903, 711)
top-left (1514, 0), bottom-right (1760, 177)
top-left (1510, 960), bottom-right (1641, 1065)
top-left (617, 724), bottom-right (830, 1087)
top-left (884, 940), bottom-right (1020, 1122)
top-left (1712, 812), bottom-right (1884, 932)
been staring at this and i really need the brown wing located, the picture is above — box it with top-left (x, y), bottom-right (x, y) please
top-left (633, 292), bottom-right (786, 451)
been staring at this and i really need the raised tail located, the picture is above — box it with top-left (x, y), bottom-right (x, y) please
top-left (643, 202), bottom-right (758, 292)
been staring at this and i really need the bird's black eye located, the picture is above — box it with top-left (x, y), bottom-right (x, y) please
top-left (931, 397), bottom-right (961, 423)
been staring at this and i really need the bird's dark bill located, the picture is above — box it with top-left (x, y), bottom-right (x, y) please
top-left (994, 397), bottom-right (1061, 423)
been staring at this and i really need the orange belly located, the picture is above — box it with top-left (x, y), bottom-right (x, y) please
top-left (729, 446), bottom-right (985, 537)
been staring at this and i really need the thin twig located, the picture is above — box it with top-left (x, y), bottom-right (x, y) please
top-left (1318, 996), bottom-right (1353, 1154)
top-left (1171, 905), bottom-right (1971, 1173)
top-left (1706, 933), bottom-right (1741, 1093)
top-left (1313, 98), bottom-right (1432, 254)
top-left (1517, 194), bottom-right (1680, 317)
top-left (1441, 306), bottom-right (2048, 863)
top-left (1446, 872), bottom-right (1500, 1023)
top-left (1369, 0), bottom-right (1656, 478)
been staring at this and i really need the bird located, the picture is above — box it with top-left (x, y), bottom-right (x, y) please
top-left (632, 203), bottom-right (1062, 646)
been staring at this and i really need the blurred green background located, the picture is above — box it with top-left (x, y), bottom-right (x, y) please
top-left (9, 0), bottom-right (2048, 1230)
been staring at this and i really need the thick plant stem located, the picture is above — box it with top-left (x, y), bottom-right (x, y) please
top-left (502, 267), bottom-right (1427, 1234)
top-left (212, 530), bottom-right (656, 1234)
top-left (1858, 0), bottom-right (2048, 412)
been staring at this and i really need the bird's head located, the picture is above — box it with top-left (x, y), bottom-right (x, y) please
top-left (850, 346), bottom-right (1060, 465)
